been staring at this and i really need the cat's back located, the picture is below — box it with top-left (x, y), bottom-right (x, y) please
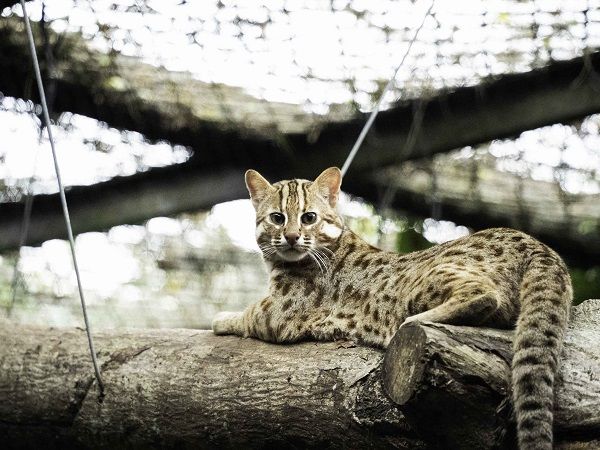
top-left (395, 227), bottom-right (545, 272)
top-left (375, 228), bottom-right (551, 322)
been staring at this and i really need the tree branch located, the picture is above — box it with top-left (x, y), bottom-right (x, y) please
top-left (0, 166), bottom-right (248, 250)
top-left (0, 320), bottom-right (420, 449)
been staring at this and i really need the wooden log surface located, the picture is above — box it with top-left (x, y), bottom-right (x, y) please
top-left (383, 299), bottom-right (600, 449)
top-left (0, 324), bottom-right (420, 449)
top-left (1, 299), bottom-right (599, 449)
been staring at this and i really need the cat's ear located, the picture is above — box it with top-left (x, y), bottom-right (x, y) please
top-left (245, 169), bottom-right (274, 208)
top-left (313, 167), bottom-right (342, 207)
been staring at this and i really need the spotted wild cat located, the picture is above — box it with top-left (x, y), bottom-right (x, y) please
top-left (212, 167), bottom-right (572, 450)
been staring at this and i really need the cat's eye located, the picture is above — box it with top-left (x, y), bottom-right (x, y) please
top-left (270, 212), bottom-right (285, 225)
top-left (301, 212), bottom-right (317, 225)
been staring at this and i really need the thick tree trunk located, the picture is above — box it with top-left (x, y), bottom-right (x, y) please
top-left (383, 299), bottom-right (600, 449)
top-left (0, 323), bottom-right (420, 449)
top-left (1, 300), bottom-right (599, 449)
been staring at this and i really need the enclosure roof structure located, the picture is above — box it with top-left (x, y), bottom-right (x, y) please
top-left (1, 0), bottom-right (599, 265)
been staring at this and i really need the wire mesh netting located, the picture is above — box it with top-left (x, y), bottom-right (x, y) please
top-left (4, 0), bottom-right (600, 131)
top-left (25, 0), bottom-right (600, 111)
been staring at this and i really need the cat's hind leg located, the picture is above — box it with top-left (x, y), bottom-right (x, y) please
top-left (403, 280), bottom-right (508, 327)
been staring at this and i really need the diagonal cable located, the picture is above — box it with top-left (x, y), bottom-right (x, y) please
top-left (19, 0), bottom-right (104, 393)
top-left (340, 1), bottom-right (435, 177)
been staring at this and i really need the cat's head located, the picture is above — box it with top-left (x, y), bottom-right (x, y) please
top-left (245, 167), bottom-right (345, 267)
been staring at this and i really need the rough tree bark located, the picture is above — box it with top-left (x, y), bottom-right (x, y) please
top-left (0, 324), bottom-right (420, 449)
top-left (1, 300), bottom-right (599, 449)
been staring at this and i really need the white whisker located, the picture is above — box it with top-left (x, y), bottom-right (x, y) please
top-left (314, 247), bottom-right (332, 260)
top-left (308, 248), bottom-right (329, 274)
top-left (319, 247), bottom-right (334, 256)
top-left (257, 242), bottom-right (278, 259)
top-left (308, 250), bottom-right (325, 274)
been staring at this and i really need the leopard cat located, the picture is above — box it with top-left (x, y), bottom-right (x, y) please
top-left (212, 167), bottom-right (572, 450)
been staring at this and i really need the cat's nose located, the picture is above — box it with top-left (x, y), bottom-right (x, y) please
top-left (284, 233), bottom-right (300, 246)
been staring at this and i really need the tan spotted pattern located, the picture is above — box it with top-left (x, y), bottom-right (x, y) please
top-left (212, 167), bottom-right (572, 450)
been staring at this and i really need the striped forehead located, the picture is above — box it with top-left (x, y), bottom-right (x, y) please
top-left (275, 179), bottom-right (311, 213)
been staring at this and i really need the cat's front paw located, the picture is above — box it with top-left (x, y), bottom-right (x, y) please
top-left (212, 311), bottom-right (243, 335)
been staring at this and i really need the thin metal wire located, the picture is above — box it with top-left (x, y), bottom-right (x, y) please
top-left (340, 1), bottom-right (435, 177)
top-left (19, 0), bottom-right (104, 393)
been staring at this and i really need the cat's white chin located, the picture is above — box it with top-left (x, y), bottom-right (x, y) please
top-left (277, 249), bottom-right (308, 262)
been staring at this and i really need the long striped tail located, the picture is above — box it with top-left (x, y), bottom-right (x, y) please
top-left (512, 249), bottom-right (572, 449)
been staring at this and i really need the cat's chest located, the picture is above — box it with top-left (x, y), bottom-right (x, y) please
top-left (266, 258), bottom-right (413, 346)
top-left (270, 252), bottom-right (411, 300)
top-left (269, 269), bottom-right (329, 303)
